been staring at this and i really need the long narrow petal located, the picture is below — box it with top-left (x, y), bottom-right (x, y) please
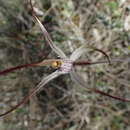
top-left (93, 89), bottom-right (130, 102)
top-left (70, 46), bottom-right (87, 61)
top-left (0, 63), bottom-right (38, 75)
top-left (0, 70), bottom-right (62, 118)
top-left (70, 46), bottom-right (111, 64)
top-left (70, 69), bottom-right (130, 102)
top-left (0, 59), bottom-right (62, 75)
top-left (36, 70), bottom-right (62, 92)
top-left (91, 47), bottom-right (111, 64)
top-left (73, 58), bottom-right (130, 66)
top-left (86, 46), bottom-right (111, 64)
top-left (70, 68), bottom-right (86, 87)
top-left (29, 0), bottom-right (66, 58)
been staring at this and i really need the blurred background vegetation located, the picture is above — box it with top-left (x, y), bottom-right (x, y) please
top-left (0, 0), bottom-right (130, 130)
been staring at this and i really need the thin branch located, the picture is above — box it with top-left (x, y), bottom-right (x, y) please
top-left (70, 70), bottom-right (130, 102)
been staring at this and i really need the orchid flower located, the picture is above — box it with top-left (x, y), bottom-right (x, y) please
top-left (0, 0), bottom-right (130, 118)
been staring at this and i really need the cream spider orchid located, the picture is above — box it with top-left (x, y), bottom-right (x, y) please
top-left (0, 0), bottom-right (130, 118)
top-left (0, 45), bottom-right (89, 118)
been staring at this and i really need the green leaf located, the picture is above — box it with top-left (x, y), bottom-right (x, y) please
top-left (128, 46), bottom-right (130, 50)
top-left (106, 1), bottom-right (118, 12)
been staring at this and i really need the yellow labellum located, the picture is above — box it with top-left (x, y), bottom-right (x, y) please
top-left (51, 61), bottom-right (62, 68)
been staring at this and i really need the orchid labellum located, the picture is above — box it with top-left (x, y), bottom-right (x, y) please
top-left (0, 0), bottom-right (130, 118)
